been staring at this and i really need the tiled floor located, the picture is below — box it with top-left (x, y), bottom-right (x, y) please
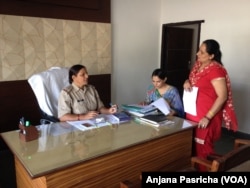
top-left (213, 130), bottom-right (250, 172)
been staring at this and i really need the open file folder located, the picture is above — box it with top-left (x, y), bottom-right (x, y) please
top-left (121, 104), bottom-right (157, 114)
top-left (150, 97), bottom-right (171, 115)
top-left (122, 97), bottom-right (171, 116)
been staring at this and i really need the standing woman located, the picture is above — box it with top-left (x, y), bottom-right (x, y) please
top-left (183, 39), bottom-right (238, 171)
top-left (144, 68), bottom-right (185, 118)
top-left (58, 64), bottom-right (117, 122)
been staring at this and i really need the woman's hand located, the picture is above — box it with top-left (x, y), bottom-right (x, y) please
top-left (139, 101), bottom-right (148, 106)
top-left (168, 110), bottom-right (176, 116)
top-left (109, 105), bottom-right (118, 114)
top-left (198, 117), bottom-right (210, 129)
top-left (84, 111), bottom-right (99, 119)
top-left (183, 79), bottom-right (192, 92)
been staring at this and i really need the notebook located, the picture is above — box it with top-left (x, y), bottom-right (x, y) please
top-left (139, 114), bottom-right (170, 127)
top-left (113, 112), bottom-right (131, 123)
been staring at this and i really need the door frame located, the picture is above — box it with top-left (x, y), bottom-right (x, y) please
top-left (161, 20), bottom-right (204, 70)
top-left (160, 20), bottom-right (204, 97)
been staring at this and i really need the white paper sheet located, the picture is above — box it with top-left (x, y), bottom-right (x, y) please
top-left (183, 87), bottom-right (198, 116)
top-left (151, 97), bottom-right (171, 115)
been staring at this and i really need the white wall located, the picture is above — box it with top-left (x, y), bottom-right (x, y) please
top-left (111, 0), bottom-right (161, 105)
top-left (161, 0), bottom-right (250, 134)
top-left (112, 0), bottom-right (250, 134)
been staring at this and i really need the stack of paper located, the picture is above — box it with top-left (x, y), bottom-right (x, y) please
top-left (121, 104), bottom-right (157, 114)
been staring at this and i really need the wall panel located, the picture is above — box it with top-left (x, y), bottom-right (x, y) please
top-left (0, 0), bottom-right (110, 23)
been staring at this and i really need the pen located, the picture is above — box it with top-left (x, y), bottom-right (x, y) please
top-left (20, 117), bottom-right (25, 125)
top-left (25, 121), bottom-right (30, 127)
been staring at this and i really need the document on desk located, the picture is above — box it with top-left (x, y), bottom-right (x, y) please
top-left (183, 87), bottom-right (198, 116)
top-left (67, 114), bottom-right (119, 131)
top-left (67, 120), bottom-right (97, 131)
top-left (151, 97), bottom-right (171, 115)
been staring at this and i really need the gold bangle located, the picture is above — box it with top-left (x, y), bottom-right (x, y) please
top-left (208, 110), bottom-right (214, 117)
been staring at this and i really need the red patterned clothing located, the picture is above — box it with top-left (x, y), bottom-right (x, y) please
top-left (186, 61), bottom-right (238, 163)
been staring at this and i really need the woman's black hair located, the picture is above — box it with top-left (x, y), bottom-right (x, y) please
top-left (151, 68), bottom-right (167, 80)
top-left (68, 64), bottom-right (86, 84)
top-left (203, 39), bottom-right (223, 65)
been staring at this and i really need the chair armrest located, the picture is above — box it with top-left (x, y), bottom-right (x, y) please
top-left (120, 179), bottom-right (141, 188)
top-left (191, 156), bottom-right (213, 170)
top-left (207, 153), bottom-right (222, 161)
top-left (234, 139), bottom-right (250, 149)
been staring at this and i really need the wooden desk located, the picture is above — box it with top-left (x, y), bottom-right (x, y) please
top-left (1, 117), bottom-right (197, 188)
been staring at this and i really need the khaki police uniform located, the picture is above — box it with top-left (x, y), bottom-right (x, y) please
top-left (58, 83), bottom-right (104, 118)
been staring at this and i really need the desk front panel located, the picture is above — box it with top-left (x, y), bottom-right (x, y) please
top-left (15, 127), bottom-right (193, 188)
top-left (1, 117), bottom-right (196, 187)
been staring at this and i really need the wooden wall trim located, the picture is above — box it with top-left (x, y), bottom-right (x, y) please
top-left (88, 74), bottom-right (111, 108)
top-left (0, 0), bottom-right (110, 23)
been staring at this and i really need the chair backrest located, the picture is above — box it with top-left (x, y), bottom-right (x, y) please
top-left (210, 144), bottom-right (250, 172)
top-left (28, 67), bottom-right (69, 122)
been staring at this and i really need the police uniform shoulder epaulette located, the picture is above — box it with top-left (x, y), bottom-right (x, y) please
top-left (62, 85), bottom-right (73, 93)
top-left (87, 84), bottom-right (95, 89)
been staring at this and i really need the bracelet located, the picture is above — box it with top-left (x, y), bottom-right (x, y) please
top-left (204, 116), bottom-right (211, 121)
top-left (208, 110), bottom-right (214, 117)
top-left (77, 114), bottom-right (80, 121)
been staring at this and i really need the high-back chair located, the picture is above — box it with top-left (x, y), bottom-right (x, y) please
top-left (28, 67), bottom-right (69, 124)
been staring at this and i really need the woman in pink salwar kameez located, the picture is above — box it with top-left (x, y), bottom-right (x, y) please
top-left (183, 39), bottom-right (238, 171)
